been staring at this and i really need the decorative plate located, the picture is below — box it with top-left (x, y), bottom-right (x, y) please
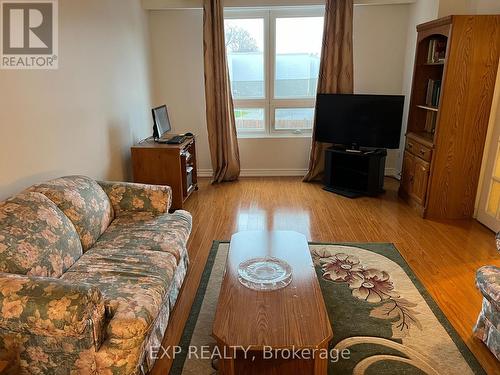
top-left (237, 256), bottom-right (292, 291)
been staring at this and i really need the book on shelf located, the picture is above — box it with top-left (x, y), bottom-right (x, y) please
top-left (427, 39), bottom-right (446, 64)
top-left (424, 111), bottom-right (437, 134)
top-left (425, 79), bottom-right (441, 107)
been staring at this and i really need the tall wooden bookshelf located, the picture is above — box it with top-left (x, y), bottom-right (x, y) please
top-left (399, 15), bottom-right (500, 219)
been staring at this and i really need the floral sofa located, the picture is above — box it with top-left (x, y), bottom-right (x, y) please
top-left (0, 176), bottom-right (192, 374)
top-left (474, 265), bottom-right (500, 360)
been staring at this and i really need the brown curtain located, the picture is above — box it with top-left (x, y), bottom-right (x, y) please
top-left (303, 0), bottom-right (354, 182)
top-left (203, 0), bottom-right (241, 183)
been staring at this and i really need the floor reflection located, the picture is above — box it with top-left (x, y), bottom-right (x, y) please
top-left (272, 209), bottom-right (311, 238)
top-left (235, 207), bottom-right (311, 239)
top-left (235, 207), bottom-right (267, 231)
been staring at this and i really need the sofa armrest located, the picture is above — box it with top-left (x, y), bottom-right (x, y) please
top-left (0, 273), bottom-right (106, 350)
top-left (476, 266), bottom-right (500, 309)
top-left (98, 181), bottom-right (172, 217)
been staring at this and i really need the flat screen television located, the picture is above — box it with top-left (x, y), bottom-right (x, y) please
top-left (152, 105), bottom-right (172, 139)
top-left (314, 94), bottom-right (404, 149)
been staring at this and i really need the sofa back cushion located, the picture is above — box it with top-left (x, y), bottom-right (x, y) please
top-left (29, 176), bottom-right (114, 251)
top-left (0, 192), bottom-right (83, 277)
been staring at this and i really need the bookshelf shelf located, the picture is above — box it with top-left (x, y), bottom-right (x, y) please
top-left (417, 105), bottom-right (439, 112)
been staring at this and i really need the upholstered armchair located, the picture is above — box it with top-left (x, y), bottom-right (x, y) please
top-left (473, 232), bottom-right (500, 360)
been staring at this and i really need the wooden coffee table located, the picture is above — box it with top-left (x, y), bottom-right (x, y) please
top-left (212, 231), bottom-right (333, 375)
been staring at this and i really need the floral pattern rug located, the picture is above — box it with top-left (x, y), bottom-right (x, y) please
top-left (171, 242), bottom-right (485, 375)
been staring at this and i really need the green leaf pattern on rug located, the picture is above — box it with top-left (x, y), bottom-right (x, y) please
top-left (312, 250), bottom-right (422, 339)
top-left (370, 298), bottom-right (422, 339)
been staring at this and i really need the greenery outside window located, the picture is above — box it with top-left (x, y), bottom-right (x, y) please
top-left (224, 7), bottom-right (324, 138)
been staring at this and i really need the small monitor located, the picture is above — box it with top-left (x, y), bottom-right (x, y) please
top-left (152, 105), bottom-right (172, 139)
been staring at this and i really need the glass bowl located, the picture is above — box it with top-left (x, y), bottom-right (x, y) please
top-left (237, 256), bottom-right (292, 291)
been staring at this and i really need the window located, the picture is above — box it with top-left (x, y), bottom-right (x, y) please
top-left (225, 8), bottom-right (324, 137)
top-left (225, 18), bottom-right (265, 100)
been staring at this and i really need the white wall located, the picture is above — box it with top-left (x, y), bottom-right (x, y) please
top-left (469, 0), bottom-right (500, 14)
top-left (397, 0), bottom-right (439, 172)
top-left (142, 0), bottom-right (416, 10)
top-left (149, 10), bottom-right (211, 171)
top-left (148, 4), bottom-right (410, 176)
top-left (354, 4), bottom-right (410, 172)
top-left (0, 0), bottom-right (152, 200)
top-left (438, 0), bottom-right (500, 17)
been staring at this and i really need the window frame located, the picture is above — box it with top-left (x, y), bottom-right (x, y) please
top-left (224, 6), bottom-right (324, 138)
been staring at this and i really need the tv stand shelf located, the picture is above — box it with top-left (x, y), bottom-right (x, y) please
top-left (131, 136), bottom-right (198, 210)
top-left (324, 147), bottom-right (387, 198)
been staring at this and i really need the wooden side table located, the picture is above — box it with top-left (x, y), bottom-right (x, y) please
top-left (131, 136), bottom-right (198, 210)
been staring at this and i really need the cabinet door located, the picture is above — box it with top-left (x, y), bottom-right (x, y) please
top-left (411, 158), bottom-right (430, 205)
top-left (401, 151), bottom-right (415, 195)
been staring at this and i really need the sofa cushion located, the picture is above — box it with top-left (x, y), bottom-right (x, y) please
top-left (98, 181), bottom-right (172, 216)
top-left (61, 247), bottom-right (178, 348)
top-left (29, 176), bottom-right (113, 251)
top-left (93, 210), bottom-right (192, 263)
top-left (0, 192), bottom-right (83, 277)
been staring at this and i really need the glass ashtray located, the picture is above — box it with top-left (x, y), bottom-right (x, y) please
top-left (237, 257), bottom-right (292, 291)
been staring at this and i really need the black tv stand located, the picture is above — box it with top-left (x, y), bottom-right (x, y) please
top-left (323, 146), bottom-right (387, 198)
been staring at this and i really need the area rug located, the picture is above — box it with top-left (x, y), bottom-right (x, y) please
top-left (170, 242), bottom-right (485, 375)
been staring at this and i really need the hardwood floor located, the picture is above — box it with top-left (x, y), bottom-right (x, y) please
top-left (151, 177), bottom-right (500, 375)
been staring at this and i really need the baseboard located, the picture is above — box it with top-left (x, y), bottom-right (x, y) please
top-left (198, 168), bottom-right (401, 178)
top-left (197, 168), bottom-right (308, 177)
top-left (384, 168), bottom-right (400, 179)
